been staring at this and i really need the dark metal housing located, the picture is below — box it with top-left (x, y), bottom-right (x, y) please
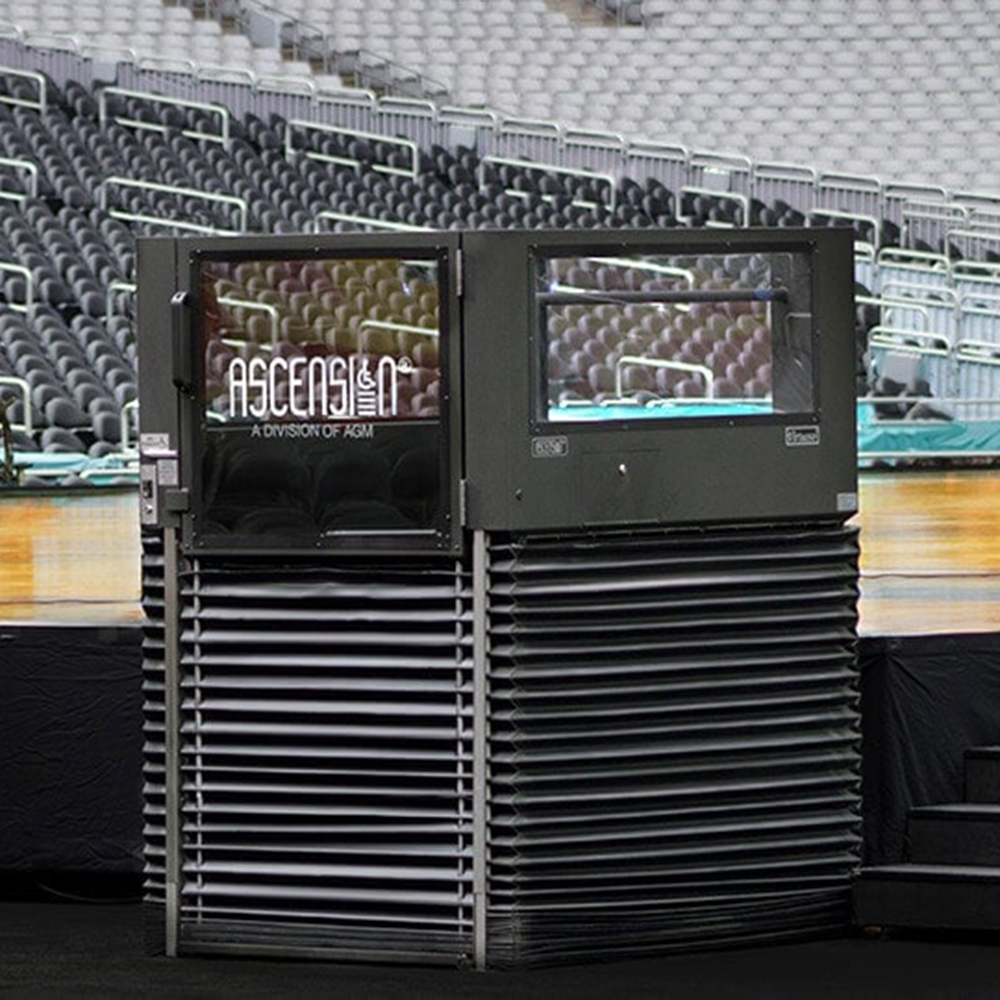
top-left (138, 228), bottom-right (860, 968)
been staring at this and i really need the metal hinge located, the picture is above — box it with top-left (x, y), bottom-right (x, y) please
top-left (458, 477), bottom-right (468, 524)
top-left (164, 488), bottom-right (191, 513)
top-left (455, 248), bottom-right (463, 297)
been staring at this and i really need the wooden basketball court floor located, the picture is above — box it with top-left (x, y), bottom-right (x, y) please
top-left (1, 469), bottom-right (1000, 636)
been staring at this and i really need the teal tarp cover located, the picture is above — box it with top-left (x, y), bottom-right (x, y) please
top-left (858, 419), bottom-right (1000, 454)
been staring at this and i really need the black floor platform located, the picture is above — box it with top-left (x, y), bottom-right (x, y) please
top-left (2, 900), bottom-right (1000, 1000)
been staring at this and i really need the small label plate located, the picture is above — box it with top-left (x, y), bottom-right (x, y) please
top-left (531, 435), bottom-right (569, 459)
top-left (784, 425), bottom-right (821, 447)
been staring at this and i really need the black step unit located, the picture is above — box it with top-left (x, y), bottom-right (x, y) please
top-left (909, 804), bottom-right (1000, 866)
top-left (854, 864), bottom-right (1000, 930)
top-left (965, 747), bottom-right (1000, 803)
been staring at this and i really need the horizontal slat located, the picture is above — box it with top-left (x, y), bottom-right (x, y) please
top-left (490, 626), bottom-right (854, 659)
top-left (181, 799), bottom-right (463, 816)
top-left (179, 904), bottom-right (472, 929)
top-left (182, 606), bottom-right (472, 623)
top-left (181, 628), bottom-right (471, 647)
top-left (181, 720), bottom-right (471, 739)
top-left (487, 583), bottom-right (857, 617)
top-left (180, 697), bottom-right (472, 718)
top-left (489, 647), bottom-right (853, 680)
top-left (180, 779), bottom-right (468, 799)
top-left (183, 822), bottom-right (472, 836)
top-left (490, 666), bottom-right (855, 700)
top-left (180, 652), bottom-right (470, 669)
top-left (181, 882), bottom-right (472, 906)
top-left (182, 841), bottom-right (473, 858)
top-left (172, 549), bottom-right (473, 958)
top-left (178, 743), bottom-right (464, 762)
top-left (485, 520), bottom-right (860, 962)
top-left (180, 676), bottom-right (471, 694)
top-left (180, 763), bottom-right (467, 779)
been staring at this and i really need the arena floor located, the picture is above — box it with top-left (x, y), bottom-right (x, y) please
top-left (1, 468), bottom-right (1000, 635)
top-left (5, 898), bottom-right (1000, 1000)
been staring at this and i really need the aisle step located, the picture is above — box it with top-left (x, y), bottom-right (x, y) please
top-left (854, 864), bottom-right (1000, 930)
top-left (965, 747), bottom-right (1000, 803)
top-left (909, 803), bottom-right (1000, 865)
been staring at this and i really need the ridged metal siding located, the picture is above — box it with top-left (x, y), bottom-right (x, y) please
top-left (141, 533), bottom-right (166, 929)
top-left (144, 519), bottom-right (860, 967)
top-left (172, 553), bottom-right (475, 963)
top-left (485, 521), bottom-right (861, 966)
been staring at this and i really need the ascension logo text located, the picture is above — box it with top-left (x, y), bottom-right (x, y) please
top-left (226, 354), bottom-right (414, 421)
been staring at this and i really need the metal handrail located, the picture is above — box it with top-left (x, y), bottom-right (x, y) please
top-left (135, 55), bottom-right (197, 75)
top-left (869, 326), bottom-right (951, 355)
top-left (884, 182), bottom-right (948, 204)
top-left (901, 199), bottom-right (969, 226)
top-left (953, 260), bottom-right (1000, 286)
top-left (120, 398), bottom-right (139, 455)
top-left (0, 64), bottom-right (47, 112)
top-left (956, 338), bottom-right (1000, 363)
top-left (615, 355), bottom-right (714, 398)
top-left (359, 319), bottom-right (439, 342)
top-left (79, 43), bottom-right (139, 65)
top-left (563, 126), bottom-right (627, 152)
top-left (809, 206), bottom-right (881, 248)
top-left (753, 161), bottom-right (818, 184)
top-left (954, 190), bottom-right (1000, 213)
top-left (438, 105), bottom-right (499, 130)
top-left (817, 170), bottom-right (882, 195)
top-left (479, 154), bottom-right (617, 210)
top-left (285, 118), bottom-right (419, 179)
top-left (861, 395), bottom-right (999, 409)
top-left (0, 155), bottom-right (37, 203)
top-left (583, 257), bottom-right (695, 287)
top-left (857, 294), bottom-right (931, 332)
top-left (967, 208), bottom-right (1000, 234)
top-left (23, 31), bottom-right (80, 54)
top-left (957, 305), bottom-right (1000, 346)
top-left (217, 295), bottom-right (279, 345)
top-left (377, 95), bottom-right (437, 119)
top-left (961, 297), bottom-right (1000, 316)
top-left (946, 229), bottom-right (1000, 256)
top-left (626, 138), bottom-right (690, 164)
top-left (0, 373), bottom-right (31, 434)
top-left (878, 246), bottom-right (952, 272)
top-left (679, 184), bottom-right (749, 226)
top-left (98, 86), bottom-right (231, 149)
top-left (196, 65), bottom-right (256, 88)
top-left (316, 86), bottom-right (377, 111)
top-left (108, 279), bottom-right (136, 314)
top-left (881, 280), bottom-right (958, 301)
top-left (867, 288), bottom-right (959, 344)
top-left (691, 149), bottom-right (754, 177)
top-left (255, 74), bottom-right (316, 99)
top-left (100, 176), bottom-right (247, 234)
top-left (312, 211), bottom-right (433, 233)
top-left (0, 260), bottom-right (33, 312)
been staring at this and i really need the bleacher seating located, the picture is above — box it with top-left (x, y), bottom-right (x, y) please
top-left (0, 10), bottom-right (997, 479)
top-left (0, 0), bottom-right (331, 83)
top-left (151, 0), bottom-right (1000, 195)
top-left (7, 0), bottom-right (999, 194)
